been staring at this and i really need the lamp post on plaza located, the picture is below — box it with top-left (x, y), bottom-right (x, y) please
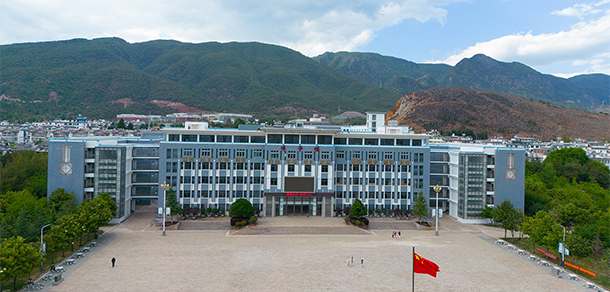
top-left (559, 224), bottom-right (566, 268)
top-left (161, 182), bottom-right (170, 236)
top-left (40, 224), bottom-right (51, 273)
top-left (433, 185), bottom-right (442, 236)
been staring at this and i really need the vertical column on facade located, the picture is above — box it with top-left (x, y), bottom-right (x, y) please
top-left (312, 197), bottom-right (317, 216)
top-left (271, 196), bottom-right (276, 217)
top-left (321, 197), bottom-right (326, 217)
top-left (279, 197), bottom-right (285, 216)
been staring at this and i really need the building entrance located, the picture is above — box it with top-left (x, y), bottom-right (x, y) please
top-left (264, 193), bottom-right (333, 217)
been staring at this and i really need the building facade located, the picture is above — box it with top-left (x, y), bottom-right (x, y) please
top-left (47, 117), bottom-right (525, 223)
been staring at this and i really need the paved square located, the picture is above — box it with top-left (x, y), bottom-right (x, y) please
top-left (50, 207), bottom-right (584, 292)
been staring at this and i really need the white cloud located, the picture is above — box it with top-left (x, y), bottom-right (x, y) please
top-left (431, 8), bottom-right (610, 76)
top-left (551, 3), bottom-right (601, 19)
top-left (0, 0), bottom-right (464, 56)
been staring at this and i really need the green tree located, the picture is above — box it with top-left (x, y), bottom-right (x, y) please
top-left (521, 210), bottom-right (562, 250)
top-left (126, 122), bottom-right (134, 130)
top-left (0, 190), bottom-right (51, 242)
top-left (232, 118), bottom-right (246, 128)
top-left (24, 173), bottom-right (48, 199)
top-left (0, 236), bottom-right (43, 290)
top-left (229, 198), bottom-right (254, 218)
top-left (77, 195), bottom-right (114, 240)
top-left (566, 233), bottom-right (592, 258)
top-left (479, 206), bottom-right (495, 224)
top-left (0, 150), bottom-right (48, 194)
top-left (116, 119), bottom-right (126, 129)
top-left (97, 192), bottom-right (118, 219)
top-left (165, 189), bottom-right (181, 218)
top-left (48, 188), bottom-right (77, 221)
top-left (349, 198), bottom-right (367, 217)
top-left (493, 200), bottom-right (521, 239)
top-left (412, 191), bottom-right (429, 223)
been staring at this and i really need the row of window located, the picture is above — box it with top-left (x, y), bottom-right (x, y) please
top-left (166, 149), bottom-right (426, 162)
top-left (335, 191), bottom-right (411, 199)
top-left (180, 190), bottom-right (265, 198)
top-left (165, 162), bottom-right (421, 174)
top-left (168, 134), bottom-right (423, 146)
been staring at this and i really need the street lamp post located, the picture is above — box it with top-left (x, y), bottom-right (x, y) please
top-left (559, 224), bottom-right (565, 268)
top-left (433, 185), bottom-right (442, 236)
top-left (40, 224), bottom-right (51, 273)
top-left (161, 182), bottom-right (170, 236)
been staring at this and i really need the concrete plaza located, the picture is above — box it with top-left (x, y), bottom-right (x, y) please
top-left (49, 206), bottom-right (586, 292)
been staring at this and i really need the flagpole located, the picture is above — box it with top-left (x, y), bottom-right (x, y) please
top-left (412, 246), bottom-right (415, 292)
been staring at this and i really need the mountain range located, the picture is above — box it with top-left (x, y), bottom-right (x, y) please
top-left (1, 38), bottom-right (608, 138)
top-left (314, 52), bottom-right (609, 109)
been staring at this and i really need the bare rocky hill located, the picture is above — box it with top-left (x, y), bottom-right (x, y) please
top-left (386, 87), bottom-right (610, 141)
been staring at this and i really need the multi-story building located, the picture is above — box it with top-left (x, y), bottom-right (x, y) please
top-left (47, 115), bottom-right (525, 223)
top-left (47, 133), bottom-right (163, 223)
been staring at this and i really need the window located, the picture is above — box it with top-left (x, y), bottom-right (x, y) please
top-left (412, 139), bottom-right (422, 146)
top-left (381, 139), bottom-right (394, 145)
top-left (368, 178), bottom-right (376, 185)
top-left (287, 151), bottom-right (296, 159)
top-left (351, 152), bottom-right (361, 159)
top-left (351, 164), bottom-right (361, 171)
top-left (218, 135), bottom-right (232, 143)
top-left (200, 162), bottom-right (210, 169)
top-left (321, 151), bottom-right (330, 160)
top-left (271, 178), bottom-right (278, 186)
top-left (334, 137), bottom-right (347, 145)
top-left (384, 152), bottom-right (393, 160)
top-left (352, 178), bottom-right (361, 185)
top-left (336, 151), bottom-right (345, 159)
top-left (364, 138), bottom-right (378, 145)
top-left (368, 152), bottom-right (377, 160)
top-left (218, 162), bottom-right (227, 170)
top-left (236, 163), bottom-right (245, 170)
top-left (218, 190), bottom-right (226, 198)
top-left (183, 149), bottom-right (194, 157)
top-left (218, 177), bottom-right (227, 184)
top-left (270, 151), bottom-right (279, 159)
top-left (367, 164), bottom-right (377, 172)
top-left (349, 138), bottom-right (363, 145)
top-left (253, 149), bottom-right (263, 158)
top-left (396, 139), bottom-right (410, 146)
top-left (285, 135), bottom-right (299, 144)
top-left (182, 135), bottom-right (197, 142)
top-left (401, 192), bottom-right (408, 199)
top-left (304, 151), bottom-right (313, 159)
top-left (236, 149), bottom-right (246, 157)
top-left (234, 136), bottom-right (249, 143)
top-left (219, 149), bottom-right (228, 157)
top-left (301, 135), bottom-right (315, 144)
top-left (201, 176), bottom-right (210, 184)
top-left (304, 165), bottom-right (312, 172)
top-left (318, 135), bottom-right (332, 144)
top-left (271, 164), bottom-right (278, 172)
top-left (400, 165), bottom-right (409, 172)
top-left (321, 178), bottom-right (328, 186)
top-left (335, 191), bottom-right (344, 198)
top-left (384, 165), bottom-right (393, 172)
top-left (200, 135), bottom-right (215, 142)
top-left (336, 164), bottom-right (345, 171)
top-left (253, 163), bottom-right (263, 170)
top-left (268, 134), bottom-right (282, 144)
top-left (384, 178), bottom-right (392, 185)
top-left (182, 161), bottom-right (194, 169)
top-left (400, 152), bottom-right (408, 160)
top-left (251, 136), bottom-right (265, 143)
top-left (288, 165), bottom-right (295, 172)
top-left (166, 162), bottom-right (178, 173)
top-left (336, 177), bottom-right (344, 185)
top-left (253, 177), bottom-right (262, 184)
top-left (167, 149), bottom-right (178, 159)
top-left (401, 178), bottom-right (408, 185)
top-left (168, 134), bottom-right (180, 141)
top-left (201, 149), bottom-right (211, 157)
top-left (321, 165), bottom-right (328, 172)
top-left (235, 176), bottom-right (245, 184)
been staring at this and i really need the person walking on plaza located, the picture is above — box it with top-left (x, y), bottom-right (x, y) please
top-left (351, 257), bottom-right (353, 266)
top-left (361, 258), bottom-right (364, 267)
top-left (111, 257), bottom-right (116, 268)
top-left (347, 258), bottom-right (350, 267)
top-left (398, 231), bottom-right (401, 239)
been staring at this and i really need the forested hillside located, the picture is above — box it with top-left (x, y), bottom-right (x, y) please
top-left (0, 38), bottom-right (399, 121)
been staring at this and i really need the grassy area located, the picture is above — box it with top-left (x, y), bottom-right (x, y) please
top-left (505, 237), bottom-right (609, 289)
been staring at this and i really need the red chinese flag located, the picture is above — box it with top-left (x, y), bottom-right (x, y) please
top-left (414, 253), bottom-right (440, 277)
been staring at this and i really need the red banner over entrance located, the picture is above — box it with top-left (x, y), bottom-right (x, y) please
top-left (536, 248), bottom-right (557, 260)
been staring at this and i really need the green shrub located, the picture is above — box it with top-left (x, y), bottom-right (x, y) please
top-left (249, 217), bottom-right (258, 225)
top-left (344, 217), bottom-right (350, 224)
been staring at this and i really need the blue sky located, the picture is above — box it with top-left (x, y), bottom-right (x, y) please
top-left (2, 0), bottom-right (609, 77)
